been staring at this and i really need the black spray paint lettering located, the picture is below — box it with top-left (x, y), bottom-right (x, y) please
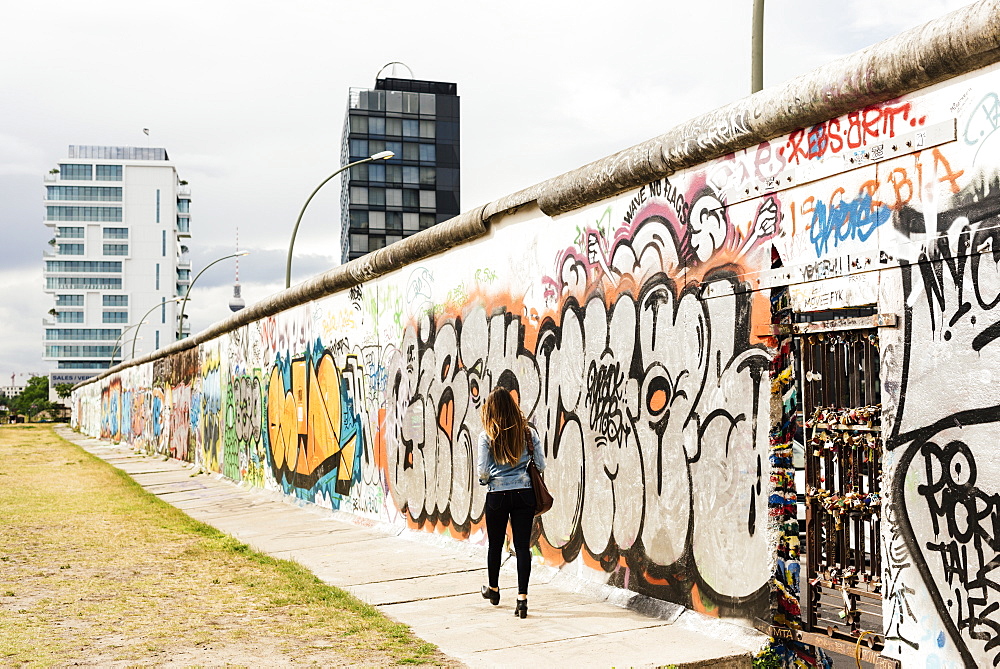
top-left (585, 360), bottom-right (627, 442)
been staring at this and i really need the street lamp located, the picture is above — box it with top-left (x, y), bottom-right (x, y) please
top-left (285, 151), bottom-right (395, 288)
top-left (110, 321), bottom-right (148, 365)
top-left (131, 297), bottom-right (190, 360)
top-left (176, 251), bottom-right (250, 340)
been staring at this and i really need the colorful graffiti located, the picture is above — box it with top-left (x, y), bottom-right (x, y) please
top-left (266, 344), bottom-right (367, 504)
top-left (70, 59), bottom-right (1000, 667)
top-left (384, 176), bottom-right (774, 613)
top-left (887, 173), bottom-right (1000, 666)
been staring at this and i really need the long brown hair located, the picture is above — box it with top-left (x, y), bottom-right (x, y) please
top-left (481, 387), bottom-right (529, 465)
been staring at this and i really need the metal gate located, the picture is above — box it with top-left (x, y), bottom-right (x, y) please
top-left (799, 323), bottom-right (885, 656)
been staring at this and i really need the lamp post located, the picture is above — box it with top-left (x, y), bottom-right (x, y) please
top-left (110, 321), bottom-right (147, 366)
top-left (131, 297), bottom-right (189, 360)
top-left (285, 151), bottom-right (394, 289)
top-left (176, 251), bottom-right (250, 340)
top-left (751, 0), bottom-right (765, 93)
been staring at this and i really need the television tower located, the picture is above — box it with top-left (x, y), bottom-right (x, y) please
top-left (228, 228), bottom-right (246, 312)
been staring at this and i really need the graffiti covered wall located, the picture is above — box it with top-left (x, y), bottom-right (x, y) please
top-left (74, 49), bottom-right (1000, 668)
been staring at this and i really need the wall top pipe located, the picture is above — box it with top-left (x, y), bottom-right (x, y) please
top-left (76, 0), bottom-right (1000, 389)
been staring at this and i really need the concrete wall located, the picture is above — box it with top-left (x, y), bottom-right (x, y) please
top-left (72, 3), bottom-right (1000, 666)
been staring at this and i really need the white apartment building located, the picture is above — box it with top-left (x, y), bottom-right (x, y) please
top-left (42, 145), bottom-right (192, 372)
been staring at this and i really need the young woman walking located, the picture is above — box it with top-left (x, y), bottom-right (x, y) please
top-left (476, 387), bottom-right (546, 618)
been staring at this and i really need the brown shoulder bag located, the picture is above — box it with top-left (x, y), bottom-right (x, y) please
top-left (526, 433), bottom-right (553, 515)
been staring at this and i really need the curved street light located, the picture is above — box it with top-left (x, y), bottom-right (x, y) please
top-left (285, 151), bottom-right (394, 288)
top-left (131, 296), bottom-right (189, 360)
top-left (110, 321), bottom-right (147, 366)
top-left (176, 251), bottom-right (250, 340)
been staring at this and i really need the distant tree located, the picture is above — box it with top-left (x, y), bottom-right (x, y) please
top-left (10, 376), bottom-right (55, 421)
top-left (54, 383), bottom-right (74, 400)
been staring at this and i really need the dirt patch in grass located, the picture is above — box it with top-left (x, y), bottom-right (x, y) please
top-left (0, 425), bottom-right (455, 667)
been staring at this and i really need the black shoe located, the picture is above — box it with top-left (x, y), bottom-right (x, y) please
top-left (514, 598), bottom-right (527, 618)
top-left (481, 585), bottom-right (500, 606)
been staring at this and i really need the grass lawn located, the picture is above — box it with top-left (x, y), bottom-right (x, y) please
top-left (0, 424), bottom-right (451, 666)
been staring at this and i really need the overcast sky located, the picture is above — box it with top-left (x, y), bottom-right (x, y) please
top-left (0, 0), bottom-right (974, 381)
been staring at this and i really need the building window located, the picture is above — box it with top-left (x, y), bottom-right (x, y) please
top-left (58, 362), bottom-right (110, 370)
top-left (420, 190), bottom-right (437, 209)
top-left (350, 139), bottom-right (368, 157)
top-left (156, 189), bottom-right (161, 223)
top-left (177, 218), bottom-right (190, 233)
top-left (177, 199), bottom-right (190, 213)
top-left (103, 227), bottom-right (128, 239)
top-left (46, 186), bottom-right (122, 201)
top-left (103, 244), bottom-right (128, 256)
top-left (420, 167), bottom-right (436, 186)
top-left (161, 298), bottom-right (166, 324)
top-left (420, 214), bottom-right (436, 229)
top-left (403, 166), bottom-right (419, 184)
top-left (386, 212), bottom-right (402, 232)
top-left (103, 311), bottom-right (128, 323)
top-left (45, 260), bottom-right (122, 273)
top-left (403, 92), bottom-right (420, 114)
top-left (402, 189), bottom-right (419, 208)
top-left (386, 189), bottom-right (402, 207)
top-left (403, 213), bottom-right (420, 233)
top-left (386, 118), bottom-right (402, 136)
top-left (58, 244), bottom-right (85, 255)
top-left (418, 93), bottom-right (436, 115)
top-left (45, 345), bottom-right (117, 357)
top-left (47, 206), bottom-right (122, 222)
top-left (369, 188), bottom-right (385, 206)
top-left (95, 165), bottom-right (123, 181)
top-left (403, 143), bottom-right (419, 161)
top-left (419, 121), bottom-right (436, 139)
top-left (47, 277), bottom-right (122, 290)
top-left (155, 330), bottom-right (160, 349)
top-left (155, 263), bottom-right (160, 290)
top-left (386, 141), bottom-right (402, 158)
top-left (350, 186), bottom-right (368, 205)
top-left (56, 295), bottom-right (85, 307)
top-left (162, 230), bottom-right (166, 257)
top-left (58, 164), bottom-right (93, 180)
top-left (45, 329), bottom-right (121, 341)
top-left (368, 211), bottom-right (385, 231)
top-left (419, 144), bottom-right (436, 162)
top-left (103, 295), bottom-right (128, 306)
top-left (368, 117), bottom-right (385, 135)
top-left (349, 116), bottom-right (367, 133)
top-left (385, 165), bottom-right (402, 184)
top-left (368, 163), bottom-right (385, 183)
top-left (56, 312), bottom-right (85, 323)
top-left (350, 234), bottom-right (368, 252)
top-left (349, 210), bottom-right (368, 230)
top-left (387, 91), bottom-right (402, 113)
top-left (403, 119), bottom-right (419, 137)
top-left (57, 227), bottom-right (84, 238)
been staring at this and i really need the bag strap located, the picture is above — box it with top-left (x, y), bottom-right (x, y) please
top-left (525, 429), bottom-right (538, 466)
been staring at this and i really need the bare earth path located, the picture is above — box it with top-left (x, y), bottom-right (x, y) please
top-left (0, 424), bottom-right (453, 667)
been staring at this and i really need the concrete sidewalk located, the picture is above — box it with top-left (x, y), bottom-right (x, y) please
top-left (57, 427), bottom-right (767, 668)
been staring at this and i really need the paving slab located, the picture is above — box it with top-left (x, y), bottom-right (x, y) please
top-left (348, 568), bottom-right (489, 605)
top-left (55, 426), bottom-right (766, 668)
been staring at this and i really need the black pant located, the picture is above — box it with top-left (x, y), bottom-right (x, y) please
top-left (485, 488), bottom-right (536, 595)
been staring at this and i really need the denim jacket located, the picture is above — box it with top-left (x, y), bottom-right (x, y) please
top-left (477, 428), bottom-right (546, 492)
